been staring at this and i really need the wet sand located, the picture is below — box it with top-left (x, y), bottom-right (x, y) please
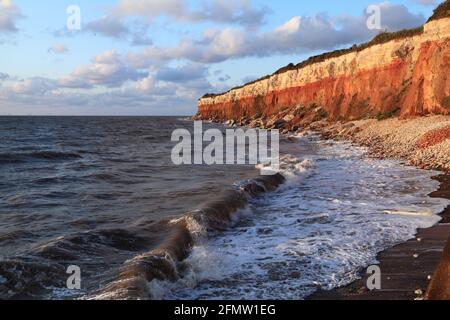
top-left (308, 173), bottom-right (450, 300)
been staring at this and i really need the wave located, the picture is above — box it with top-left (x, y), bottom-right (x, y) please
top-left (0, 151), bottom-right (316, 300)
top-left (4, 164), bottom-right (293, 300)
top-left (0, 260), bottom-right (67, 299)
top-left (0, 151), bottom-right (82, 164)
top-left (88, 174), bottom-right (286, 300)
top-left (89, 154), bottom-right (315, 300)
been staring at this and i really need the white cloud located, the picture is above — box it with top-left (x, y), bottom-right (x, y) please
top-left (113, 0), bottom-right (186, 20)
top-left (62, 50), bottom-right (147, 88)
top-left (0, 0), bottom-right (23, 33)
top-left (9, 77), bottom-right (56, 95)
top-left (156, 63), bottom-right (209, 82)
top-left (374, 2), bottom-right (427, 30)
top-left (83, 16), bottom-right (153, 46)
top-left (187, 0), bottom-right (269, 27)
top-left (127, 3), bottom-right (426, 64)
top-left (58, 76), bottom-right (92, 89)
top-left (80, 0), bottom-right (267, 45)
top-left (85, 16), bottom-right (129, 39)
top-left (275, 16), bottom-right (301, 34)
top-left (0, 74), bottom-right (218, 115)
top-left (112, 0), bottom-right (268, 27)
top-left (1, 2), bottom-right (431, 114)
top-left (0, 72), bottom-right (9, 80)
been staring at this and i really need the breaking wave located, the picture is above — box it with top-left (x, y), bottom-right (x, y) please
top-left (87, 153), bottom-right (319, 300)
top-left (104, 137), bottom-right (446, 301)
top-left (1, 117), bottom-right (447, 301)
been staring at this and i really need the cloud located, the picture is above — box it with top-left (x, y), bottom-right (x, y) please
top-left (83, 15), bottom-right (153, 46)
top-left (0, 58), bottom-right (227, 115)
top-left (58, 76), bottom-right (92, 90)
top-left (112, 0), bottom-right (187, 20)
top-left (0, 74), bottom-right (218, 115)
top-left (112, 0), bottom-right (269, 27)
top-left (130, 32), bottom-right (153, 46)
top-left (185, 0), bottom-right (270, 27)
top-left (412, 0), bottom-right (439, 6)
top-left (155, 63), bottom-right (208, 82)
top-left (127, 3), bottom-right (426, 64)
top-left (9, 77), bottom-right (56, 95)
top-left (373, 2), bottom-right (426, 30)
top-left (79, 0), bottom-right (267, 44)
top-left (0, 72), bottom-right (9, 81)
top-left (48, 43), bottom-right (69, 54)
top-left (85, 16), bottom-right (129, 39)
top-left (61, 50), bottom-right (147, 88)
top-left (1, 2), bottom-right (430, 115)
top-left (0, 0), bottom-right (23, 33)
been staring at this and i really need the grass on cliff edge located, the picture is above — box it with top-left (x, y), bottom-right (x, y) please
top-left (201, 0), bottom-right (450, 100)
top-left (428, 0), bottom-right (450, 22)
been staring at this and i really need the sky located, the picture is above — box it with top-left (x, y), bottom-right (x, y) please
top-left (0, 0), bottom-right (442, 116)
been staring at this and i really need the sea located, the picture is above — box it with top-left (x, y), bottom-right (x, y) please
top-left (0, 116), bottom-right (447, 300)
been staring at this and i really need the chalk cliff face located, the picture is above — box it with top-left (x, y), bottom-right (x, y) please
top-left (197, 18), bottom-right (450, 122)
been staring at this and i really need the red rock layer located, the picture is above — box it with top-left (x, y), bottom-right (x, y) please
top-left (198, 39), bottom-right (450, 122)
top-left (417, 125), bottom-right (450, 149)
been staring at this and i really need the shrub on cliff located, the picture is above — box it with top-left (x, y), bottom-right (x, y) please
top-left (427, 0), bottom-right (450, 22)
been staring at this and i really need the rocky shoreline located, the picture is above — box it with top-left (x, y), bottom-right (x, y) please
top-left (194, 1), bottom-right (450, 301)
top-left (196, 106), bottom-right (450, 171)
top-left (318, 116), bottom-right (450, 171)
top-left (195, 111), bottom-right (450, 300)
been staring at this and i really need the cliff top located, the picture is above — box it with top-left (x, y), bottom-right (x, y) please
top-left (201, 0), bottom-right (450, 100)
top-left (428, 0), bottom-right (450, 22)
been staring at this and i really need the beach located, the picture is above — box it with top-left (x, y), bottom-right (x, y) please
top-left (197, 113), bottom-right (450, 300)
top-left (309, 173), bottom-right (450, 300)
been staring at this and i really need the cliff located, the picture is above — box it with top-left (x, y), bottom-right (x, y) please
top-left (197, 4), bottom-right (450, 123)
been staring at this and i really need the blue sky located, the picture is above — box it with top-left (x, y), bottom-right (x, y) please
top-left (0, 0), bottom-right (441, 115)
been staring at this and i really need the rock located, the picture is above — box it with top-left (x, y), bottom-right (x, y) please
top-left (272, 119), bottom-right (286, 129)
top-left (342, 122), bottom-right (356, 130)
top-left (283, 114), bottom-right (295, 122)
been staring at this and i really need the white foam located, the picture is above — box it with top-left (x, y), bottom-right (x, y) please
top-left (170, 215), bottom-right (208, 241)
top-left (383, 210), bottom-right (436, 217)
top-left (153, 137), bottom-right (448, 300)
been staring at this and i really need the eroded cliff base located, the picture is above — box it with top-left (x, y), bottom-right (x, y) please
top-left (196, 109), bottom-right (450, 171)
